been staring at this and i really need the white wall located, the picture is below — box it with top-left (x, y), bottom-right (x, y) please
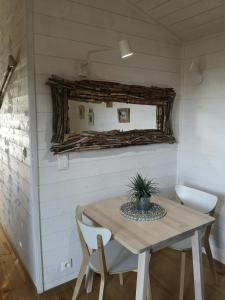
top-left (69, 101), bottom-right (157, 132)
top-left (178, 32), bottom-right (225, 264)
top-left (33, 0), bottom-right (181, 290)
top-left (0, 0), bottom-right (42, 292)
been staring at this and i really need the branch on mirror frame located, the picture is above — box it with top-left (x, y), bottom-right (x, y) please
top-left (0, 55), bottom-right (17, 109)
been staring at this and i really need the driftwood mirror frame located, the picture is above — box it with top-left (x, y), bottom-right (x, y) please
top-left (0, 55), bottom-right (17, 109)
top-left (47, 76), bottom-right (176, 154)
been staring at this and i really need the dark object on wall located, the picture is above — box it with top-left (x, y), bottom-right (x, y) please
top-left (118, 108), bottom-right (130, 123)
top-left (46, 76), bottom-right (176, 153)
top-left (0, 55), bottom-right (17, 109)
top-left (106, 102), bottom-right (113, 108)
top-left (88, 108), bottom-right (94, 125)
top-left (78, 105), bottom-right (85, 119)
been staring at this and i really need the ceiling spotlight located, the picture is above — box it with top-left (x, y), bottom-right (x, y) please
top-left (119, 40), bottom-right (134, 59)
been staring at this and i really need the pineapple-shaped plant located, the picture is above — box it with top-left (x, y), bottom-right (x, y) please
top-left (128, 173), bottom-right (159, 211)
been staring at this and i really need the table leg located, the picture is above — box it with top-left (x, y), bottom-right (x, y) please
top-left (135, 251), bottom-right (151, 300)
top-left (192, 230), bottom-right (205, 300)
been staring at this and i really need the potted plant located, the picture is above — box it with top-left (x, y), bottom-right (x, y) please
top-left (128, 173), bottom-right (159, 211)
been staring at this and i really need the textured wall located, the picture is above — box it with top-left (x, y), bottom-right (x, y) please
top-left (33, 0), bottom-right (181, 290)
top-left (178, 32), bottom-right (225, 264)
top-left (0, 0), bottom-right (42, 292)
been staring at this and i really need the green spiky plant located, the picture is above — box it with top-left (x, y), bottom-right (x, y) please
top-left (128, 173), bottom-right (159, 202)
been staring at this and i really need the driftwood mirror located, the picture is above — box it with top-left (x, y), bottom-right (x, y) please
top-left (47, 76), bottom-right (176, 154)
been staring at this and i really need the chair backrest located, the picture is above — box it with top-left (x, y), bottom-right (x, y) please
top-left (175, 185), bottom-right (218, 214)
top-left (75, 206), bottom-right (112, 250)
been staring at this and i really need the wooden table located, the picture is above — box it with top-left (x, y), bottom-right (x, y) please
top-left (83, 195), bottom-right (214, 300)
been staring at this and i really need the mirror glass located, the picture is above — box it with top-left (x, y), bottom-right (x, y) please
top-left (69, 100), bottom-right (157, 133)
top-left (68, 101), bottom-right (157, 133)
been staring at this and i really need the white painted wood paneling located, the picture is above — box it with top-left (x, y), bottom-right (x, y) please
top-left (34, 14), bottom-right (180, 59)
top-left (129, 0), bottom-right (225, 41)
top-left (162, 1), bottom-right (225, 26)
top-left (178, 32), bottom-right (225, 265)
top-left (137, 0), bottom-right (170, 12)
top-left (32, 0), bottom-right (181, 290)
top-left (33, 0), bottom-right (179, 44)
top-left (147, 0), bottom-right (199, 18)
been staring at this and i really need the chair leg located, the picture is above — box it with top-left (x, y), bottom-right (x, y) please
top-left (119, 273), bottom-right (124, 286)
top-left (204, 241), bottom-right (218, 283)
top-left (179, 252), bottom-right (186, 300)
top-left (85, 266), bottom-right (94, 293)
top-left (72, 259), bottom-right (88, 300)
top-left (146, 271), bottom-right (152, 300)
top-left (98, 279), bottom-right (105, 300)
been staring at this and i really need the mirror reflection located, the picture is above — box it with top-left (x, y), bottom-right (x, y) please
top-left (68, 100), bottom-right (157, 133)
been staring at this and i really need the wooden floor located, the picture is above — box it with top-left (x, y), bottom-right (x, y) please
top-left (0, 227), bottom-right (225, 300)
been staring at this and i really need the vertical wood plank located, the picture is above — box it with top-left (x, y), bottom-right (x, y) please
top-left (135, 251), bottom-right (151, 300)
top-left (192, 230), bottom-right (205, 300)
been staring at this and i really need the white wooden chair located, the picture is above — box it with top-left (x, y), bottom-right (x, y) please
top-left (170, 185), bottom-right (218, 300)
top-left (72, 206), bottom-right (152, 300)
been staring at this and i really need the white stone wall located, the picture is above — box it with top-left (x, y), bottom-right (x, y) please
top-left (0, 0), bottom-right (42, 292)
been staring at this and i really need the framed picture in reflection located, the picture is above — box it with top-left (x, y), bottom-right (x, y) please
top-left (118, 108), bottom-right (130, 123)
top-left (88, 108), bottom-right (94, 125)
top-left (78, 105), bottom-right (85, 119)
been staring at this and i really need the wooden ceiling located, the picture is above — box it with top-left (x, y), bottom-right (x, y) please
top-left (127, 0), bottom-right (225, 41)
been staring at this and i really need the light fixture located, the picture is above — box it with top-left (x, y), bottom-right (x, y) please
top-left (188, 59), bottom-right (203, 84)
top-left (79, 61), bottom-right (89, 78)
top-left (78, 40), bottom-right (134, 78)
top-left (189, 60), bottom-right (199, 73)
top-left (119, 40), bottom-right (133, 59)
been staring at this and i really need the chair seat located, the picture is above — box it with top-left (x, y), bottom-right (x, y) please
top-left (89, 240), bottom-right (138, 274)
top-left (171, 229), bottom-right (204, 251)
top-left (170, 237), bottom-right (192, 251)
